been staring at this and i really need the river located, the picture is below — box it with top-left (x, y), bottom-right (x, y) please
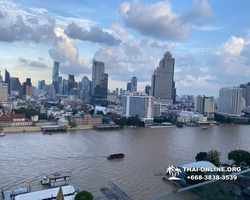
top-left (1, 125), bottom-right (250, 200)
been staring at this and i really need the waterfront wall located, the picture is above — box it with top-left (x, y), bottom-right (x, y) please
top-left (3, 126), bottom-right (41, 133)
top-left (68, 125), bottom-right (94, 130)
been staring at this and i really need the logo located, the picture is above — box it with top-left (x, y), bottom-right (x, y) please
top-left (166, 165), bottom-right (181, 180)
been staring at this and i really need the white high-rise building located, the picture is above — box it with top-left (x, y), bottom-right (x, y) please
top-left (0, 83), bottom-right (8, 102)
top-left (151, 51), bottom-right (175, 105)
top-left (131, 77), bottom-right (137, 92)
top-left (122, 92), bottom-right (154, 119)
top-left (92, 60), bottom-right (105, 95)
top-left (218, 87), bottom-right (243, 116)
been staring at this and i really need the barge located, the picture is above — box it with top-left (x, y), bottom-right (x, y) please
top-left (41, 125), bottom-right (67, 133)
top-left (107, 153), bottom-right (125, 160)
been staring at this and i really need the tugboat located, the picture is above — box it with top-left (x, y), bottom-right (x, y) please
top-left (201, 127), bottom-right (208, 130)
top-left (43, 132), bottom-right (52, 135)
top-left (107, 153), bottom-right (125, 160)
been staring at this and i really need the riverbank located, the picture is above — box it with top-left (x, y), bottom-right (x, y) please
top-left (3, 125), bottom-right (94, 133)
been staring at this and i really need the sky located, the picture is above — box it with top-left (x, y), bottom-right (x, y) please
top-left (0, 0), bottom-right (249, 97)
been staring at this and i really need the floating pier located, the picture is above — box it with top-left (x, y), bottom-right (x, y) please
top-left (101, 182), bottom-right (132, 200)
top-left (94, 124), bottom-right (121, 130)
top-left (2, 183), bottom-right (30, 200)
top-left (41, 125), bottom-right (68, 133)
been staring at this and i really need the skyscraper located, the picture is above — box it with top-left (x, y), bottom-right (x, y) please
top-left (0, 71), bottom-right (3, 83)
top-left (63, 79), bottom-right (68, 95)
top-left (127, 83), bottom-right (131, 92)
top-left (82, 76), bottom-right (91, 101)
top-left (5, 69), bottom-right (10, 94)
top-left (52, 61), bottom-right (60, 94)
top-left (218, 87), bottom-right (243, 117)
top-left (151, 51), bottom-right (175, 105)
top-left (68, 75), bottom-right (75, 92)
top-left (145, 85), bottom-right (151, 95)
top-left (10, 77), bottom-right (22, 94)
top-left (131, 77), bottom-right (137, 92)
top-left (20, 78), bottom-right (33, 98)
top-left (92, 60), bottom-right (104, 95)
top-left (38, 80), bottom-right (46, 90)
top-left (0, 83), bottom-right (8, 102)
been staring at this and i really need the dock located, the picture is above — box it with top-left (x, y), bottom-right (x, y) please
top-left (2, 183), bottom-right (30, 200)
top-left (94, 124), bottom-right (121, 130)
top-left (41, 125), bottom-right (68, 133)
top-left (101, 182), bottom-right (132, 200)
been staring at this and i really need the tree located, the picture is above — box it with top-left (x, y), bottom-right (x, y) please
top-left (75, 190), bottom-right (93, 200)
top-left (70, 120), bottom-right (77, 128)
top-left (38, 113), bottom-right (47, 120)
top-left (88, 109), bottom-right (94, 115)
top-left (195, 152), bottom-right (208, 162)
top-left (206, 150), bottom-right (221, 167)
top-left (228, 150), bottom-right (250, 167)
top-left (97, 111), bottom-right (104, 115)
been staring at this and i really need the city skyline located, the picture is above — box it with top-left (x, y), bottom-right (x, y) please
top-left (0, 0), bottom-right (250, 96)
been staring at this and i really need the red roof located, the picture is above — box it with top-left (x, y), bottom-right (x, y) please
top-left (13, 114), bottom-right (26, 119)
top-left (0, 116), bottom-right (11, 121)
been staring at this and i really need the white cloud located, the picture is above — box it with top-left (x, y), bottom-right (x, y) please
top-left (117, 0), bottom-right (216, 41)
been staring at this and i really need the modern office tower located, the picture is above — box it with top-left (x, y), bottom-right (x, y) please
top-left (79, 81), bottom-right (83, 90)
top-left (131, 77), bottom-right (137, 92)
top-left (116, 88), bottom-right (119, 95)
top-left (92, 73), bottom-right (108, 105)
top-left (58, 76), bottom-right (62, 85)
top-left (122, 92), bottom-right (154, 119)
top-left (68, 74), bottom-right (75, 92)
top-left (194, 96), bottom-right (215, 120)
top-left (0, 83), bottom-right (8, 101)
top-left (151, 51), bottom-right (175, 105)
top-left (120, 88), bottom-right (123, 97)
top-left (218, 87), bottom-right (243, 116)
top-left (5, 69), bottom-right (10, 94)
top-left (10, 77), bottom-right (22, 94)
top-left (145, 85), bottom-right (151, 95)
top-left (69, 88), bottom-right (81, 98)
top-left (38, 80), bottom-right (46, 90)
top-left (63, 79), bottom-right (68, 95)
top-left (49, 84), bottom-right (55, 97)
top-left (82, 76), bottom-right (91, 100)
top-left (52, 61), bottom-right (60, 94)
top-left (74, 82), bottom-right (78, 89)
top-left (127, 83), bottom-right (131, 92)
top-left (0, 71), bottom-right (3, 83)
top-left (20, 78), bottom-right (33, 98)
top-left (92, 60), bottom-right (104, 95)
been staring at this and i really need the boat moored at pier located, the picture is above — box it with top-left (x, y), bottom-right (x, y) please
top-left (0, 132), bottom-right (5, 136)
top-left (41, 172), bottom-right (71, 186)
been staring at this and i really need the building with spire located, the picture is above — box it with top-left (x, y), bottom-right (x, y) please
top-left (151, 51), bottom-right (176, 105)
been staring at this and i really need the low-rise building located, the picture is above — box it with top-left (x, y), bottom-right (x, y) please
top-left (12, 114), bottom-right (26, 122)
top-left (70, 113), bottom-right (103, 125)
top-left (31, 115), bottom-right (39, 122)
top-left (58, 117), bottom-right (69, 126)
top-left (177, 114), bottom-right (191, 123)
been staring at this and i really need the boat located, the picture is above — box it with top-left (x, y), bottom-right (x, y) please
top-left (107, 153), bottom-right (125, 160)
top-left (162, 177), bottom-right (182, 187)
top-left (128, 126), bottom-right (136, 129)
top-left (0, 132), bottom-right (5, 136)
top-left (41, 172), bottom-right (71, 185)
top-left (176, 123), bottom-right (184, 128)
top-left (43, 132), bottom-right (52, 135)
top-left (201, 127), bottom-right (208, 130)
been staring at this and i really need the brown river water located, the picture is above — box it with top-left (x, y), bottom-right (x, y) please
top-left (1, 125), bottom-right (250, 200)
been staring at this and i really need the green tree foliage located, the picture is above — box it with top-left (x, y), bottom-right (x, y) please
top-left (72, 109), bottom-right (78, 115)
top-left (96, 111), bottom-right (104, 115)
top-left (154, 116), bottom-right (175, 123)
top-left (214, 113), bottom-right (230, 123)
top-left (75, 190), bottom-right (93, 200)
top-left (114, 115), bottom-right (145, 127)
top-left (195, 152), bottom-right (208, 162)
top-left (228, 150), bottom-right (250, 167)
top-left (88, 109), bottom-right (94, 115)
top-left (70, 120), bottom-right (77, 128)
top-left (14, 108), bottom-right (39, 119)
top-left (206, 150), bottom-right (221, 167)
top-left (78, 106), bottom-right (89, 112)
top-left (38, 113), bottom-right (48, 120)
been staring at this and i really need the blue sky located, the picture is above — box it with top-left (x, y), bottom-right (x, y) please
top-left (0, 0), bottom-right (250, 97)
